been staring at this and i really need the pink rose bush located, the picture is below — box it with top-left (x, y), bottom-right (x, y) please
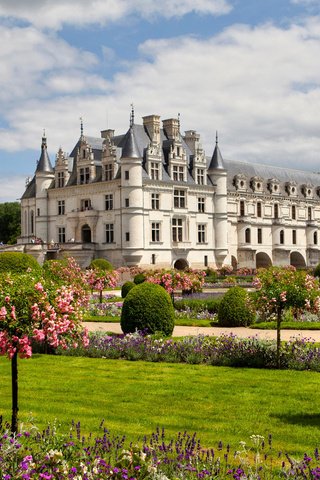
top-left (86, 269), bottom-right (119, 302)
top-left (146, 269), bottom-right (205, 295)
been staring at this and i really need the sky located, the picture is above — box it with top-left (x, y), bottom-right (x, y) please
top-left (1, 0), bottom-right (320, 202)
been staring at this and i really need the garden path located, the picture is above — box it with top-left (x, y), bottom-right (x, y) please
top-left (83, 322), bottom-right (320, 342)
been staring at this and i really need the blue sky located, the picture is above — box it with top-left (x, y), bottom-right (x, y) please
top-left (0, 0), bottom-right (320, 202)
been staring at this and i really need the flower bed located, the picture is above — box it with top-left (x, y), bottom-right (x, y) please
top-left (60, 332), bottom-right (320, 371)
top-left (1, 419), bottom-right (319, 479)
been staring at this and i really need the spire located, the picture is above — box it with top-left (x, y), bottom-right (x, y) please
top-left (130, 103), bottom-right (135, 128)
top-left (80, 116), bottom-right (84, 139)
top-left (208, 131), bottom-right (225, 170)
top-left (121, 125), bottom-right (140, 159)
top-left (36, 131), bottom-right (53, 173)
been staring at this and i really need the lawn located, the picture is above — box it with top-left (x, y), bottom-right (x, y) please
top-left (0, 355), bottom-right (319, 457)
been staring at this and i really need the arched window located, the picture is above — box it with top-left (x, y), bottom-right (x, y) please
top-left (245, 228), bottom-right (251, 244)
top-left (280, 230), bottom-right (284, 245)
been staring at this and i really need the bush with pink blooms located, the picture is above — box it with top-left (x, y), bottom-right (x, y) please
top-left (146, 269), bottom-right (205, 296)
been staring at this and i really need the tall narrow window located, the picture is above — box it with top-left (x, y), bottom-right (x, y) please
top-left (280, 229), bottom-right (284, 245)
top-left (105, 194), bottom-right (113, 211)
top-left (151, 253), bottom-right (156, 265)
top-left (104, 164), bottom-right (113, 181)
top-left (58, 227), bottom-right (66, 243)
top-left (292, 230), bottom-right (297, 245)
top-left (257, 202), bottom-right (262, 218)
top-left (79, 167), bottom-right (90, 185)
top-left (245, 228), bottom-right (251, 244)
top-left (198, 197), bottom-right (205, 213)
top-left (308, 206), bottom-right (312, 221)
top-left (57, 171), bottom-right (65, 188)
top-left (292, 205), bottom-right (296, 220)
top-left (173, 165), bottom-right (184, 181)
top-left (196, 168), bottom-right (205, 185)
top-left (125, 232), bottom-right (130, 242)
top-left (198, 224), bottom-right (206, 243)
top-left (314, 231), bottom-right (318, 245)
top-left (150, 162), bottom-right (160, 180)
top-left (58, 200), bottom-right (65, 215)
top-left (274, 203), bottom-right (279, 219)
top-left (257, 228), bottom-right (262, 244)
top-left (151, 193), bottom-right (160, 210)
top-left (105, 224), bottom-right (114, 243)
top-left (151, 222), bottom-right (160, 242)
top-left (240, 200), bottom-right (245, 216)
top-left (204, 255), bottom-right (208, 267)
top-left (125, 198), bottom-right (130, 208)
top-left (124, 170), bottom-right (129, 180)
top-left (172, 218), bottom-right (183, 242)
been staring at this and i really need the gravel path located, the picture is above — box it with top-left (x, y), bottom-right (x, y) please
top-left (83, 322), bottom-right (320, 342)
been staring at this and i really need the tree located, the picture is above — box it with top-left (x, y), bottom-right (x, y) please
top-left (0, 202), bottom-right (21, 244)
top-left (253, 266), bottom-right (320, 368)
top-left (0, 270), bottom-right (89, 433)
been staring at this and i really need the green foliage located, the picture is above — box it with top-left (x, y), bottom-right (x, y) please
top-left (218, 286), bottom-right (255, 327)
top-left (133, 273), bottom-right (146, 284)
top-left (174, 297), bottom-right (221, 314)
top-left (89, 258), bottom-right (114, 272)
top-left (0, 252), bottom-right (41, 274)
top-left (121, 282), bottom-right (175, 335)
top-left (121, 281), bottom-right (135, 298)
top-left (0, 202), bottom-right (21, 244)
top-left (314, 263), bottom-right (320, 278)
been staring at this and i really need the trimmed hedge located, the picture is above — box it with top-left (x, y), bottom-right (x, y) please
top-left (121, 281), bottom-right (136, 299)
top-left (133, 273), bottom-right (146, 285)
top-left (218, 286), bottom-right (255, 327)
top-left (121, 282), bottom-right (175, 336)
top-left (0, 252), bottom-right (41, 273)
top-left (90, 258), bottom-right (114, 272)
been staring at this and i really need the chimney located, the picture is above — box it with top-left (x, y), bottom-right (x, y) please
top-left (162, 118), bottom-right (179, 140)
top-left (143, 115), bottom-right (161, 144)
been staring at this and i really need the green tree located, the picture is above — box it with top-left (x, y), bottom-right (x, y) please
top-left (0, 202), bottom-right (21, 244)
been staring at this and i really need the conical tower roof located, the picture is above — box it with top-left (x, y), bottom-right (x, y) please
top-left (121, 125), bottom-right (141, 159)
top-left (208, 132), bottom-right (225, 170)
top-left (36, 133), bottom-right (53, 173)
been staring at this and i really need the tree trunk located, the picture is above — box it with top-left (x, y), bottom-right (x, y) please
top-left (276, 308), bottom-right (282, 369)
top-left (11, 351), bottom-right (18, 434)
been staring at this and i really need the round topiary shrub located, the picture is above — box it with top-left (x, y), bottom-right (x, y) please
top-left (121, 282), bottom-right (175, 336)
top-left (133, 273), bottom-right (146, 284)
top-left (121, 281), bottom-right (136, 298)
top-left (218, 286), bottom-right (255, 327)
top-left (0, 252), bottom-right (41, 274)
top-left (90, 258), bottom-right (113, 272)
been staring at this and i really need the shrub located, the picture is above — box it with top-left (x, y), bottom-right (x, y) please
top-left (121, 282), bottom-right (175, 336)
top-left (121, 281), bottom-right (135, 298)
top-left (90, 258), bottom-right (114, 272)
top-left (0, 251), bottom-right (41, 273)
top-left (218, 286), bottom-right (255, 327)
top-left (314, 263), bottom-right (320, 278)
top-left (133, 272), bottom-right (146, 284)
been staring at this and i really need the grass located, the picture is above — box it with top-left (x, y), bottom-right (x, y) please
top-left (252, 321), bottom-right (320, 330)
top-left (1, 355), bottom-right (319, 457)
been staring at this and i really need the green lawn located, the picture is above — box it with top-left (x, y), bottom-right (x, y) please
top-left (1, 355), bottom-right (319, 456)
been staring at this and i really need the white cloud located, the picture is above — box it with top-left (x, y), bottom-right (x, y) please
top-left (0, 0), bottom-right (232, 29)
top-left (0, 176), bottom-right (26, 203)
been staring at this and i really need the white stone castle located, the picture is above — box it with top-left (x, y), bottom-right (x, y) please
top-left (18, 110), bottom-right (320, 270)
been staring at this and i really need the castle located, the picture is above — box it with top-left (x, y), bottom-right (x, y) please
top-left (18, 111), bottom-right (320, 270)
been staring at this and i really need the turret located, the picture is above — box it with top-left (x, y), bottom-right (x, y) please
top-left (35, 132), bottom-right (54, 242)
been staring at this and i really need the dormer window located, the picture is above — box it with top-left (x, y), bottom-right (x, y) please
top-left (173, 165), bottom-right (185, 182)
top-left (57, 171), bottom-right (65, 188)
top-left (267, 178), bottom-right (280, 194)
top-left (196, 168), bottom-right (205, 185)
top-left (150, 162), bottom-right (160, 180)
top-left (104, 163), bottom-right (113, 181)
top-left (234, 174), bottom-right (247, 191)
top-left (250, 176), bottom-right (263, 193)
top-left (285, 181), bottom-right (297, 197)
top-left (302, 184), bottom-right (313, 198)
top-left (79, 167), bottom-right (90, 185)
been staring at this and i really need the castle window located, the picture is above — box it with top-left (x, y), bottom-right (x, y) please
top-left (81, 199), bottom-right (91, 211)
top-left (57, 171), bottom-right (65, 188)
top-left (151, 193), bottom-right (160, 210)
top-left (30, 210), bottom-right (34, 234)
top-left (245, 228), bottom-right (251, 244)
top-left (125, 232), bottom-right (130, 242)
top-left (58, 227), bottom-right (66, 243)
top-left (274, 203), bottom-right (279, 219)
top-left (151, 253), bottom-right (156, 265)
top-left (198, 224), bottom-right (206, 243)
top-left (124, 170), bottom-right (129, 180)
top-left (174, 189), bottom-right (186, 208)
top-left (198, 197), bottom-right (205, 213)
top-left (292, 230), bottom-right (297, 244)
top-left (151, 222), bottom-right (160, 242)
top-left (280, 230), bottom-right (284, 245)
top-left (196, 168), bottom-right (205, 185)
top-left (314, 231), bottom-right (318, 245)
top-left (79, 167), bottom-right (90, 184)
top-left (240, 200), bottom-right (245, 216)
top-left (308, 207), bottom-right (312, 221)
top-left (104, 164), bottom-right (113, 181)
top-left (204, 255), bottom-right (208, 267)
top-left (58, 200), bottom-right (65, 215)
top-left (172, 218), bottom-right (183, 242)
top-left (257, 202), bottom-right (262, 218)
top-left (125, 198), bottom-right (130, 208)
top-left (257, 228), bottom-right (262, 244)
top-left (105, 194), bottom-right (113, 211)
top-left (292, 205), bottom-right (296, 220)
top-left (173, 165), bottom-right (184, 181)
top-left (150, 162), bottom-right (160, 180)
top-left (105, 224), bottom-right (114, 243)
